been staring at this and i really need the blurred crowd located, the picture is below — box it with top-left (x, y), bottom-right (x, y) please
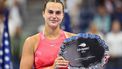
top-left (61, 0), bottom-right (122, 69)
top-left (0, 0), bottom-right (122, 69)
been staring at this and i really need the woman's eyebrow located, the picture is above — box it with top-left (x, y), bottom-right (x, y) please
top-left (48, 10), bottom-right (62, 12)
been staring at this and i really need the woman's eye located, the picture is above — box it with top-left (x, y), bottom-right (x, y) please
top-left (56, 11), bottom-right (61, 15)
top-left (48, 10), bottom-right (53, 14)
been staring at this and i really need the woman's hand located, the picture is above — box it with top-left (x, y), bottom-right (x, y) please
top-left (102, 52), bottom-right (110, 66)
top-left (53, 56), bottom-right (69, 69)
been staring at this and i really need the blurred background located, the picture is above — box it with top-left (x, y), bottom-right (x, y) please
top-left (0, 0), bottom-right (122, 69)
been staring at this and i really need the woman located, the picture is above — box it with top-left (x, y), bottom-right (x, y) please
top-left (20, 0), bottom-right (75, 69)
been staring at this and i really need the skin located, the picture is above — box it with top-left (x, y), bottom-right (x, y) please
top-left (20, 2), bottom-right (75, 69)
top-left (111, 20), bottom-right (121, 33)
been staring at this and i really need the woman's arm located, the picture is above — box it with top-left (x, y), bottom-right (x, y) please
top-left (20, 37), bottom-right (35, 69)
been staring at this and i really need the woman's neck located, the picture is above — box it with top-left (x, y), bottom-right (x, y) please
top-left (44, 26), bottom-right (61, 39)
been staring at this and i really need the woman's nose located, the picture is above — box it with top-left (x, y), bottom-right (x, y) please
top-left (52, 13), bottom-right (57, 19)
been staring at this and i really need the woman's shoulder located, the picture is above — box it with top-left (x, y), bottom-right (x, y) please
top-left (64, 31), bottom-right (76, 38)
top-left (23, 33), bottom-right (40, 51)
top-left (25, 33), bottom-right (40, 43)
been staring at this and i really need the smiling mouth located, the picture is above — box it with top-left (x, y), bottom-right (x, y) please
top-left (50, 20), bottom-right (58, 23)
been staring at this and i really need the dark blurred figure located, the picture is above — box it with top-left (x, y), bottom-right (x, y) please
top-left (105, 19), bottom-right (122, 69)
top-left (79, 0), bottom-right (95, 33)
top-left (111, 0), bottom-right (122, 26)
top-left (65, 0), bottom-right (82, 33)
top-left (93, 4), bottom-right (111, 34)
top-left (61, 0), bottom-right (72, 32)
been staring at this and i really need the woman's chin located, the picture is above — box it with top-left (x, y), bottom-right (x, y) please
top-left (50, 23), bottom-right (59, 27)
top-left (49, 24), bottom-right (58, 28)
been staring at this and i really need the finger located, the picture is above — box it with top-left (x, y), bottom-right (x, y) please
top-left (55, 61), bottom-right (69, 66)
top-left (56, 56), bottom-right (65, 60)
top-left (56, 65), bottom-right (68, 68)
top-left (56, 62), bottom-right (69, 66)
top-left (56, 60), bottom-right (69, 63)
top-left (55, 64), bottom-right (68, 69)
top-left (55, 60), bottom-right (69, 68)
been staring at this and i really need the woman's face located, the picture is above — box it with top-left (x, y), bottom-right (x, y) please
top-left (43, 2), bottom-right (64, 28)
